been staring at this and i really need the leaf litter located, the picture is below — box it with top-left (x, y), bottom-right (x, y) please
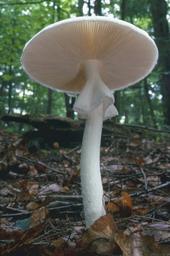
top-left (0, 126), bottom-right (170, 256)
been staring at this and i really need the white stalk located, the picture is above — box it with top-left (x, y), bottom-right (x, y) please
top-left (81, 103), bottom-right (105, 227)
top-left (74, 60), bottom-right (118, 227)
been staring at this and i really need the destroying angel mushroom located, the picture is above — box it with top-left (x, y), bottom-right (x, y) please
top-left (21, 16), bottom-right (158, 228)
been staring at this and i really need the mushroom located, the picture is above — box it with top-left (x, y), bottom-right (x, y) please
top-left (21, 16), bottom-right (158, 228)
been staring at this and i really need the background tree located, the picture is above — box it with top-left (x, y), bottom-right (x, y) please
top-left (150, 0), bottom-right (170, 125)
top-left (0, 0), bottom-right (169, 130)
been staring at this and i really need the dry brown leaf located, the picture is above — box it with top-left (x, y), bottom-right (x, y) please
top-left (0, 224), bottom-right (44, 256)
top-left (135, 157), bottom-right (145, 166)
top-left (106, 201), bottom-right (120, 214)
top-left (31, 206), bottom-right (48, 228)
top-left (0, 226), bottom-right (23, 241)
top-left (18, 180), bottom-right (39, 196)
top-left (27, 181), bottom-right (39, 196)
top-left (113, 231), bottom-right (131, 256)
top-left (133, 206), bottom-right (149, 215)
top-left (51, 238), bottom-right (66, 249)
top-left (120, 192), bottom-right (132, 217)
top-left (114, 230), bottom-right (170, 256)
top-left (61, 186), bottom-right (70, 192)
top-left (129, 135), bottom-right (141, 147)
top-left (78, 214), bottom-right (117, 255)
top-left (28, 165), bottom-right (38, 176)
top-left (26, 201), bottom-right (41, 210)
top-left (141, 235), bottom-right (170, 256)
top-left (34, 161), bottom-right (48, 173)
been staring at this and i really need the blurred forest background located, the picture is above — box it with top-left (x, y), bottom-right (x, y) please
top-left (0, 0), bottom-right (170, 131)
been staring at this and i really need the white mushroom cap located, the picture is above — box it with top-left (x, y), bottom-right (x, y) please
top-left (22, 16), bottom-right (158, 94)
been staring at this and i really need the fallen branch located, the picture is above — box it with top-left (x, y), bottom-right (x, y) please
top-left (131, 181), bottom-right (170, 197)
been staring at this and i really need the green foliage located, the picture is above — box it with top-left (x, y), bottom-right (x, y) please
top-left (0, 0), bottom-right (73, 118)
top-left (0, 0), bottom-right (169, 130)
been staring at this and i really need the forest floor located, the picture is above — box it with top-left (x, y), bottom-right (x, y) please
top-left (0, 124), bottom-right (170, 256)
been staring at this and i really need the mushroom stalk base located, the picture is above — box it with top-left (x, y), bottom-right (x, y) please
top-left (81, 103), bottom-right (105, 228)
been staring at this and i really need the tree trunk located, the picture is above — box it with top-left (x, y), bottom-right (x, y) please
top-left (122, 91), bottom-right (129, 123)
top-left (46, 0), bottom-right (56, 115)
top-left (143, 79), bottom-right (157, 127)
top-left (87, 0), bottom-right (92, 16)
top-left (114, 0), bottom-right (129, 115)
top-left (0, 80), bottom-right (6, 115)
top-left (64, 94), bottom-right (75, 119)
top-left (162, 73), bottom-right (170, 125)
top-left (47, 89), bottom-right (53, 115)
top-left (56, 0), bottom-right (75, 118)
top-left (7, 66), bottom-right (13, 114)
top-left (120, 0), bottom-right (127, 20)
top-left (150, 0), bottom-right (170, 125)
top-left (94, 0), bottom-right (102, 15)
top-left (78, 0), bottom-right (84, 16)
top-left (8, 83), bottom-right (12, 114)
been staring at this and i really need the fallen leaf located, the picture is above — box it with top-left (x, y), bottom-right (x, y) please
top-left (130, 135), bottom-right (141, 147)
top-left (26, 201), bottom-right (41, 210)
top-left (135, 156), bottom-right (145, 166)
top-left (0, 225), bottom-right (23, 241)
top-left (133, 206), bottom-right (149, 215)
top-left (78, 214), bottom-right (117, 255)
top-left (39, 183), bottom-right (61, 195)
top-left (0, 224), bottom-right (44, 255)
top-left (27, 181), bottom-right (39, 196)
top-left (106, 201), bottom-right (120, 214)
top-left (51, 238), bottom-right (66, 248)
top-left (113, 231), bottom-right (131, 256)
top-left (31, 206), bottom-right (48, 228)
top-left (61, 186), bottom-right (70, 192)
top-left (28, 165), bottom-right (38, 176)
top-left (120, 191), bottom-right (132, 217)
top-left (18, 180), bottom-right (39, 196)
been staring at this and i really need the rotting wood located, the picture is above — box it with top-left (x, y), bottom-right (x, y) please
top-left (1, 114), bottom-right (113, 148)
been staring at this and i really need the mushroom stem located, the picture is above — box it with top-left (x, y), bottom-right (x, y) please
top-left (74, 60), bottom-right (118, 227)
top-left (81, 103), bottom-right (105, 227)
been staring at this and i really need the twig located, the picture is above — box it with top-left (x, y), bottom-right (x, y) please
top-left (17, 156), bottom-right (64, 175)
top-left (40, 194), bottom-right (82, 200)
top-left (0, 206), bottom-right (29, 214)
top-left (1, 212), bottom-right (30, 218)
top-left (138, 166), bottom-right (148, 191)
top-left (48, 200), bottom-right (75, 206)
top-left (65, 146), bottom-right (80, 155)
top-left (48, 203), bottom-right (82, 211)
top-left (131, 181), bottom-right (170, 197)
top-left (62, 153), bottom-right (77, 164)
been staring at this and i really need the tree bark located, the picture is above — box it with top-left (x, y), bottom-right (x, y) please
top-left (120, 0), bottom-right (127, 20)
top-left (114, 0), bottom-right (129, 115)
top-left (150, 0), bottom-right (170, 125)
top-left (78, 0), bottom-right (84, 16)
top-left (7, 66), bottom-right (13, 114)
top-left (47, 89), bottom-right (53, 115)
top-left (94, 0), bottom-right (102, 15)
top-left (64, 94), bottom-right (75, 119)
top-left (1, 114), bottom-right (112, 148)
top-left (143, 79), bottom-right (157, 127)
top-left (46, 0), bottom-right (56, 115)
top-left (47, 89), bottom-right (52, 115)
top-left (87, 0), bottom-right (92, 16)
